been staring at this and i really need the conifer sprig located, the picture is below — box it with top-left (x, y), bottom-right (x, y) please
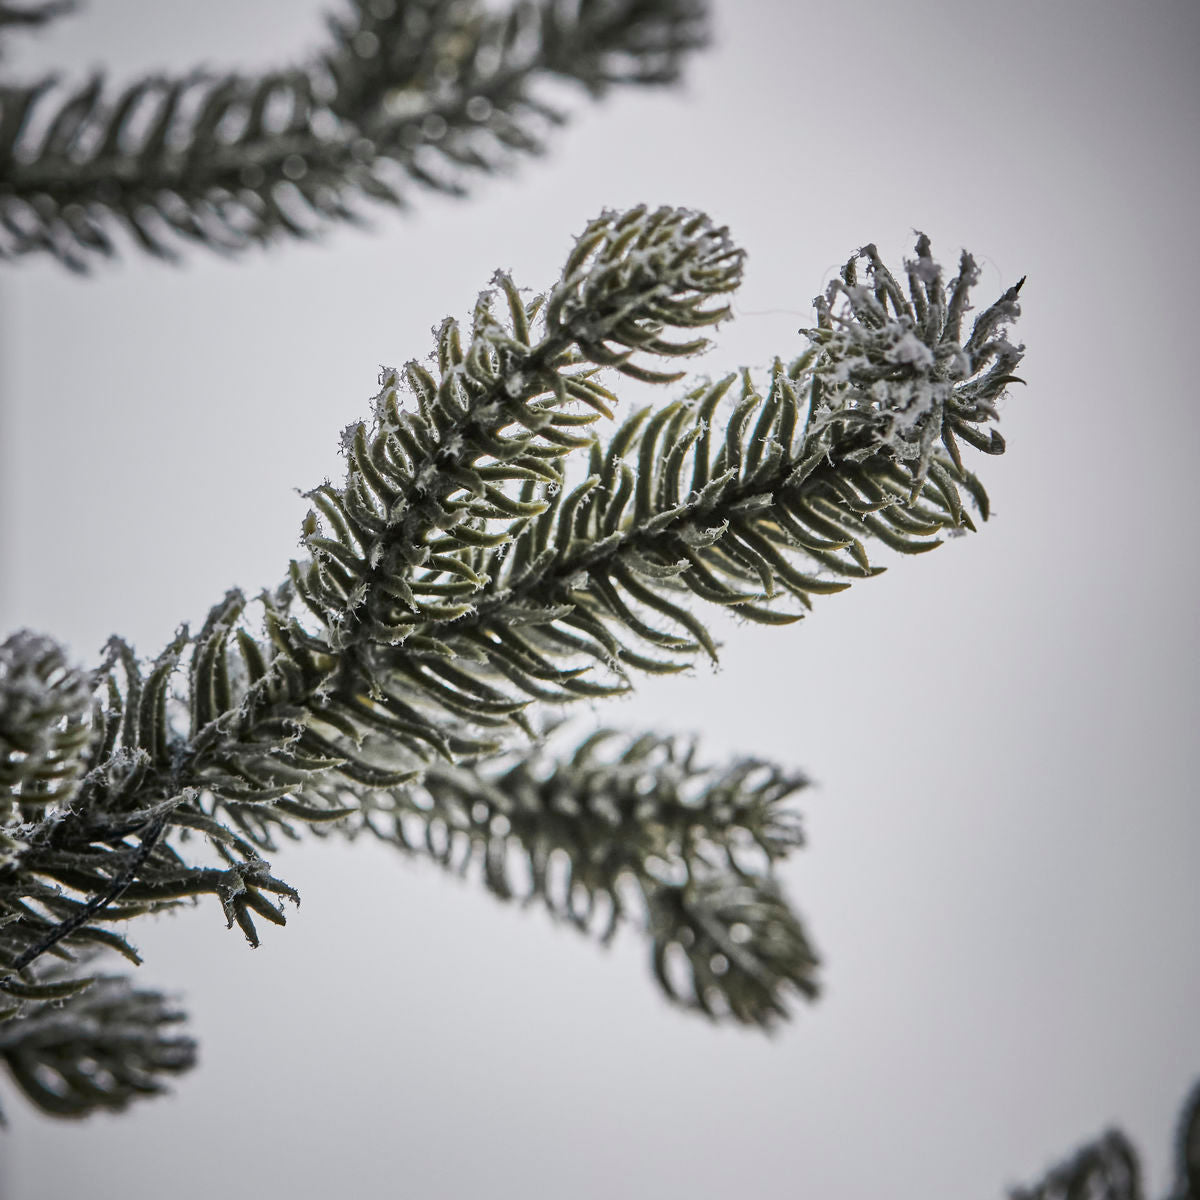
top-left (351, 730), bottom-right (817, 1024)
top-left (265, 213), bottom-right (1023, 799)
top-left (1, 206), bottom-right (1025, 1118)
top-left (0, 0), bottom-right (707, 270)
top-left (0, 971), bottom-right (194, 1119)
top-left (295, 204), bottom-right (743, 652)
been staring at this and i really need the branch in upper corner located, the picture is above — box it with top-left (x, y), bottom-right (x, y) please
top-left (0, 0), bottom-right (708, 270)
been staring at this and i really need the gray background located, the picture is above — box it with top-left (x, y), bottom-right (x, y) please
top-left (1, 1), bottom-right (1197, 1197)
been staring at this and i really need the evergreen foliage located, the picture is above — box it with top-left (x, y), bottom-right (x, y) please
top-left (0, 192), bottom-right (1025, 1118)
top-left (0, 0), bottom-right (705, 269)
top-left (0, 972), bottom-right (194, 1118)
top-left (4, 8), bottom-right (1191, 1200)
top-left (1009, 1081), bottom-right (1200, 1200)
top-left (381, 730), bottom-right (819, 1025)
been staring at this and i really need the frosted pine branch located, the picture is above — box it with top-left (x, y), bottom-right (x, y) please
top-left (0, 970), bottom-right (194, 1120)
top-left (1, 207), bottom-right (1025, 1118)
top-left (0, 0), bottom-right (708, 269)
top-left (347, 730), bottom-right (816, 1024)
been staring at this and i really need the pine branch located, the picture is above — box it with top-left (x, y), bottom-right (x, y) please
top-left (1010, 1130), bottom-right (1144, 1200)
top-left (348, 729), bottom-right (816, 1024)
top-left (165, 207), bottom-right (1019, 999)
top-left (261, 211), bottom-right (1023, 795)
top-left (0, 968), bottom-right (195, 1120)
top-left (295, 204), bottom-right (743, 652)
top-left (1, 631), bottom-right (300, 995)
top-left (5, 206), bottom-right (1024, 970)
top-left (1008, 1077), bottom-right (1200, 1200)
top-left (0, 0), bottom-right (708, 270)
top-left (2, 205), bottom-right (1026, 1116)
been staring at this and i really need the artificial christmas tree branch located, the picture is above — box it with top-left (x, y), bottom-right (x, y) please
top-left (2, 200), bottom-right (1026, 1117)
top-left (3, 13), bottom-right (1189, 1200)
top-left (359, 729), bottom-right (818, 1025)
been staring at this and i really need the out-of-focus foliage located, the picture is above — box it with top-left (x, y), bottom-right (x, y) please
top-left (0, 0), bottom-right (706, 269)
top-left (1010, 1079), bottom-right (1200, 1200)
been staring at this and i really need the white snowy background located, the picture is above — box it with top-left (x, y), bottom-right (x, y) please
top-left (1, 1), bottom-right (1197, 1197)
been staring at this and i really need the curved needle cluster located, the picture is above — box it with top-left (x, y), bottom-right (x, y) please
top-left (0, 972), bottom-right (194, 1119)
top-left (367, 730), bottom-right (816, 1025)
top-left (0, 204), bottom-right (1024, 1118)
